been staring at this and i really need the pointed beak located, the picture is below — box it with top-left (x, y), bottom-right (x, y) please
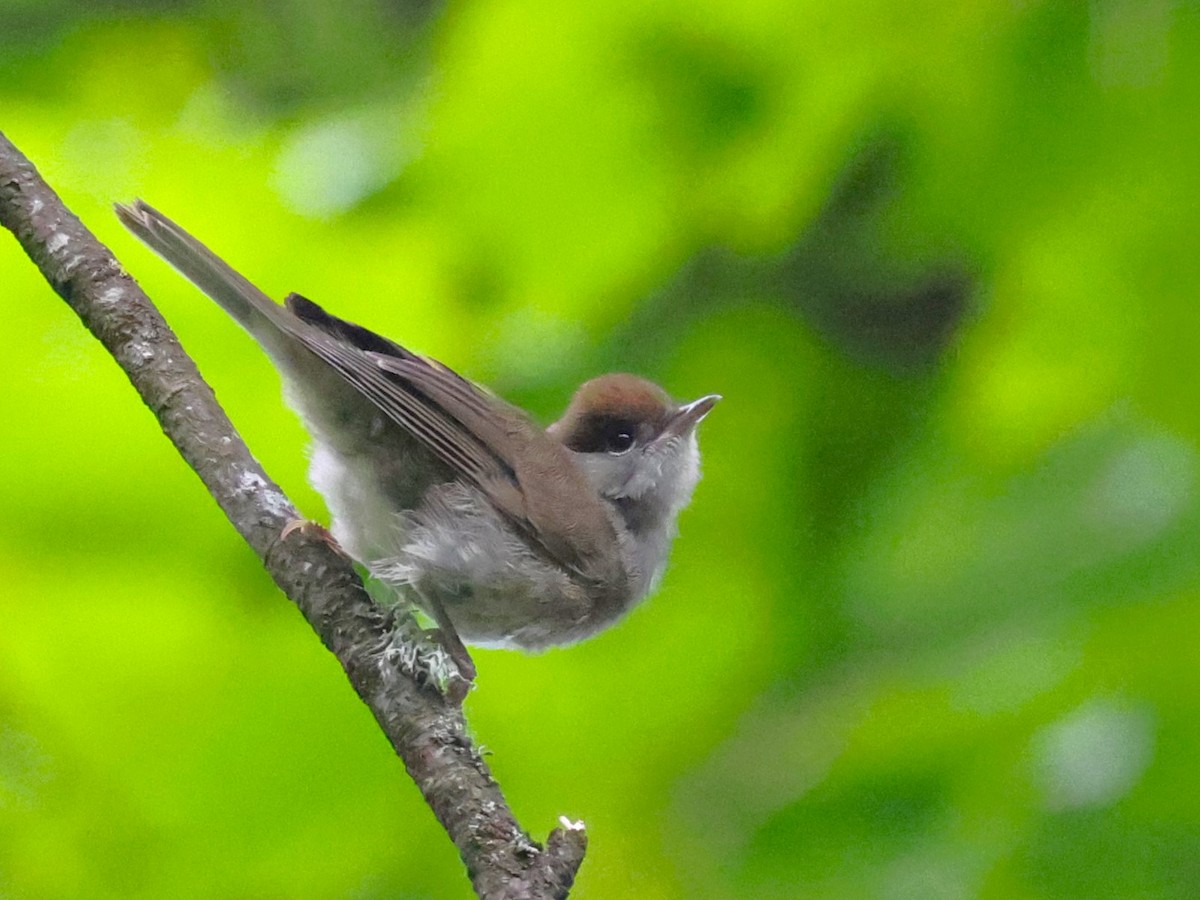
top-left (663, 393), bottom-right (721, 439)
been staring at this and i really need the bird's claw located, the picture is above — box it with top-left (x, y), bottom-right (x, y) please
top-left (281, 519), bottom-right (346, 555)
top-left (380, 613), bottom-right (475, 704)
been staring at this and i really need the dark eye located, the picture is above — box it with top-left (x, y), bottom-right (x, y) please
top-left (606, 428), bottom-right (635, 454)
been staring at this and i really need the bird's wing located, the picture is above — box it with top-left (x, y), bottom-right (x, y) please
top-left (282, 295), bottom-right (619, 581)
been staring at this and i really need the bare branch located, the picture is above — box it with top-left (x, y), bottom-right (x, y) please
top-left (0, 130), bottom-right (586, 900)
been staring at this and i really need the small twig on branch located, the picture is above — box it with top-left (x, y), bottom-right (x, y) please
top-left (0, 131), bottom-right (586, 900)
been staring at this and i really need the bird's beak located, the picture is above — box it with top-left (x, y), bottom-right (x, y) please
top-left (662, 393), bottom-right (721, 440)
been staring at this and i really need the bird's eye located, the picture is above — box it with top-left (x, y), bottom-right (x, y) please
top-left (606, 429), bottom-right (635, 454)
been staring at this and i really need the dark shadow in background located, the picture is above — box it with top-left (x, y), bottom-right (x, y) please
top-left (606, 128), bottom-right (980, 673)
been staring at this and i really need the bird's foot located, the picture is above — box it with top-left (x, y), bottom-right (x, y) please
top-left (280, 518), bottom-right (347, 555)
top-left (430, 625), bottom-right (477, 684)
top-left (409, 585), bottom-right (478, 694)
top-left (381, 612), bottom-right (475, 704)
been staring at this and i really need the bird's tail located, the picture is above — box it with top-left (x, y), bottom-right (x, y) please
top-left (115, 199), bottom-right (292, 355)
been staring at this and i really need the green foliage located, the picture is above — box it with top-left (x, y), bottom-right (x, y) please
top-left (2, 1), bottom-right (1199, 896)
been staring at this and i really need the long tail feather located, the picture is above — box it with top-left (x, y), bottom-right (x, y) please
top-left (115, 199), bottom-right (290, 349)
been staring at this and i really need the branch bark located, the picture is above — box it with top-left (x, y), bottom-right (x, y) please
top-left (0, 130), bottom-right (586, 900)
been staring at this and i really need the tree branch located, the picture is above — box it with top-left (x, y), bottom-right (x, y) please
top-left (0, 130), bottom-right (586, 900)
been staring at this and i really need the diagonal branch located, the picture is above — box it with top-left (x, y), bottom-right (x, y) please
top-left (0, 130), bottom-right (586, 900)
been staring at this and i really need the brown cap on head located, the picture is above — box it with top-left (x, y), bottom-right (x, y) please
top-left (549, 374), bottom-right (672, 453)
top-left (550, 374), bottom-right (718, 454)
top-left (564, 374), bottom-right (672, 421)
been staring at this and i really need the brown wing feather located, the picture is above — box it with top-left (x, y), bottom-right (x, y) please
top-left (275, 306), bottom-right (621, 582)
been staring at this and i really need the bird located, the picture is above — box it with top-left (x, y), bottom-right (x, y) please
top-left (116, 200), bottom-right (718, 681)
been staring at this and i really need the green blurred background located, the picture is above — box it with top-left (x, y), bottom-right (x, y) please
top-left (3, 0), bottom-right (1200, 897)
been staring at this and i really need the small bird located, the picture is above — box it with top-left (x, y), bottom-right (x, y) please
top-left (116, 200), bottom-right (718, 680)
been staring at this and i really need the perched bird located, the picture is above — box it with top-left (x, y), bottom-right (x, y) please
top-left (116, 200), bottom-right (718, 679)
